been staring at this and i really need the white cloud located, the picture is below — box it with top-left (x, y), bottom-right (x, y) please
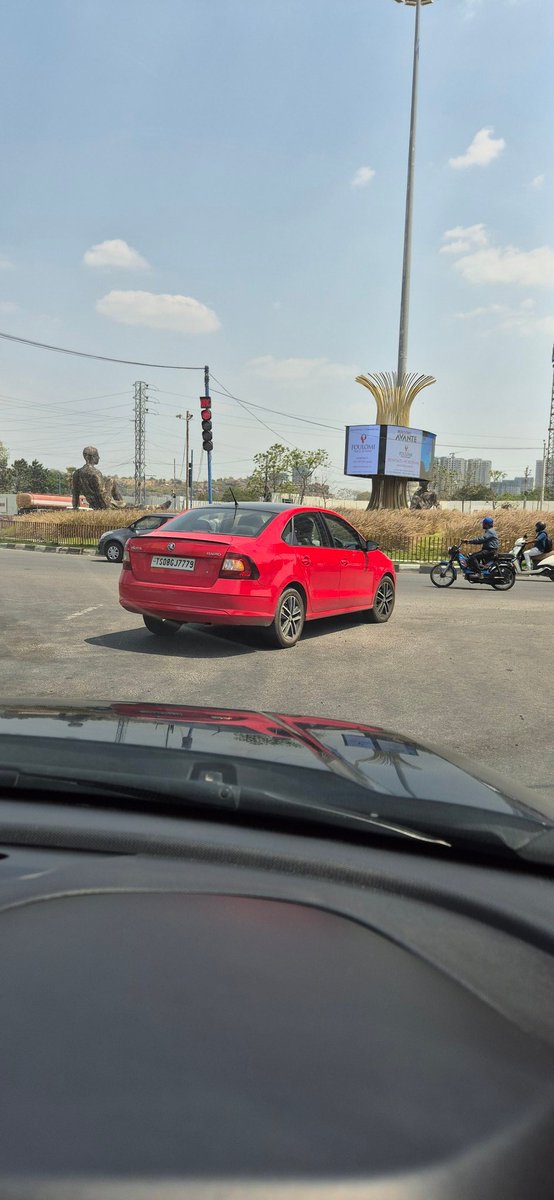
top-left (351, 166), bottom-right (375, 189)
top-left (455, 298), bottom-right (554, 337)
top-left (442, 224), bottom-right (554, 287)
top-left (83, 239), bottom-right (149, 269)
top-left (96, 290), bottom-right (220, 334)
top-left (245, 355), bottom-right (355, 384)
top-left (455, 303), bottom-right (506, 320)
top-left (531, 174), bottom-right (545, 189)
top-left (441, 224), bottom-right (488, 254)
top-left (455, 244), bottom-right (554, 287)
top-left (449, 127), bottom-right (505, 170)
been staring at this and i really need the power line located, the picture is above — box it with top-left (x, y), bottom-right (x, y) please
top-left (0, 330), bottom-right (204, 370)
top-left (0, 389), bottom-right (129, 409)
top-left (209, 377), bottom-right (342, 432)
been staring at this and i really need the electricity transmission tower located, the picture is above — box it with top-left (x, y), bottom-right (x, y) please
top-left (134, 381), bottom-right (148, 505)
top-left (545, 345), bottom-right (554, 500)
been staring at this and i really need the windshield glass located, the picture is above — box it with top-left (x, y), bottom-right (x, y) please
top-left (0, 0), bottom-right (553, 856)
top-left (160, 507), bottom-right (278, 538)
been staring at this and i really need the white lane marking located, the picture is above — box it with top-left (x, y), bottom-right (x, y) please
top-left (66, 605), bottom-right (103, 621)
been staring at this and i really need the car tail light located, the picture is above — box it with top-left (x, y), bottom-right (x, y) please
top-left (122, 546), bottom-right (131, 570)
top-left (219, 555), bottom-right (259, 580)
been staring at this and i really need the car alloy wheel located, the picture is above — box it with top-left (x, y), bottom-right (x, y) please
top-left (105, 541), bottom-right (123, 563)
top-left (269, 587), bottom-right (305, 648)
top-left (367, 576), bottom-right (395, 624)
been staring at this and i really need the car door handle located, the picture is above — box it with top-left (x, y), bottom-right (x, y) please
top-left (300, 555), bottom-right (310, 566)
top-left (340, 558), bottom-right (348, 567)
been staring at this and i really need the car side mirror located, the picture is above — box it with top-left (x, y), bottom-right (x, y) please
top-left (365, 539), bottom-right (379, 551)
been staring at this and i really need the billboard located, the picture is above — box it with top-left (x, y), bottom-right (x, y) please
top-left (344, 425), bottom-right (436, 480)
top-left (344, 424), bottom-right (380, 476)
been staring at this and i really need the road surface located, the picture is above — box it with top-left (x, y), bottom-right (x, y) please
top-left (2, 550), bottom-right (553, 804)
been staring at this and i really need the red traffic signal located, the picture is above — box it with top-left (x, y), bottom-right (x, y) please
top-left (200, 396), bottom-right (213, 452)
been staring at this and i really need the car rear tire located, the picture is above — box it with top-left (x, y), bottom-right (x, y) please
top-left (366, 575), bottom-right (395, 623)
top-left (268, 587), bottom-right (305, 648)
top-left (105, 541), bottom-right (123, 563)
top-left (143, 614), bottom-right (181, 637)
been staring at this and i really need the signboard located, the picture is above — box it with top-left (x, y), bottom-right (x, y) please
top-left (344, 425), bottom-right (380, 476)
top-left (344, 425), bottom-right (436, 480)
top-left (384, 426), bottom-right (423, 478)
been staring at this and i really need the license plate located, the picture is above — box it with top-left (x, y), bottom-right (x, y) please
top-left (151, 555), bottom-right (195, 571)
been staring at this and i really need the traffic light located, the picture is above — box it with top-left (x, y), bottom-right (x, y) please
top-left (200, 396), bottom-right (213, 452)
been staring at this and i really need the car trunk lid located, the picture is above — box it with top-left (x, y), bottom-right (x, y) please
top-left (128, 533), bottom-right (234, 587)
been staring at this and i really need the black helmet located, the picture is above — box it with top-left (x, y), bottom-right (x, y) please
top-left (536, 521), bottom-right (546, 532)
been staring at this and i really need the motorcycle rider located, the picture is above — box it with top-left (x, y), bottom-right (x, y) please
top-left (523, 521), bottom-right (552, 572)
top-left (463, 516), bottom-right (500, 575)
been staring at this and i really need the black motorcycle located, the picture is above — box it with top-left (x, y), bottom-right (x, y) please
top-left (430, 544), bottom-right (516, 591)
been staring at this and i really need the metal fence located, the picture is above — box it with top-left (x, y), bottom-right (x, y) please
top-left (0, 521), bottom-right (516, 563)
top-left (0, 520), bottom-right (101, 548)
top-left (384, 536), bottom-right (515, 563)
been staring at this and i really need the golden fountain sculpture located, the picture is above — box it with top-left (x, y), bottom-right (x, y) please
top-left (355, 371), bottom-right (436, 509)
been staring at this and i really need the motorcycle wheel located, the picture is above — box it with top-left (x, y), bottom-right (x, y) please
top-left (430, 563), bottom-right (456, 588)
top-left (491, 564), bottom-right (516, 591)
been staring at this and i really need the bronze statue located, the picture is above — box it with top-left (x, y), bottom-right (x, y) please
top-left (72, 446), bottom-right (125, 510)
top-left (410, 480), bottom-right (440, 510)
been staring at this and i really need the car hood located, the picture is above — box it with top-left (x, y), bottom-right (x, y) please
top-left (98, 528), bottom-right (122, 540)
top-left (0, 701), bottom-right (550, 823)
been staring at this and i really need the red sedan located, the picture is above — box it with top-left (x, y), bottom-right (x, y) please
top-left (119, 503), bottom-right (395, 648)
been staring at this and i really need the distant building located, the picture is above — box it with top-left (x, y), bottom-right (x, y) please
top-left (434, 455), bottom-right (491, 495)
top-left (491, 477), bottom-right (526, 496)
top-left (465, 459), bottom-right (492, 486)
top-left (535, 459), bottom-right (544, 489)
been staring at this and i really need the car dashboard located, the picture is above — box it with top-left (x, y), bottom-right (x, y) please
top-left (1, 796), bottom-right (553, 1200)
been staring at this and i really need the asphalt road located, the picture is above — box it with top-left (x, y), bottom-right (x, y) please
top-left (2, 550), bottom-right (554, 803)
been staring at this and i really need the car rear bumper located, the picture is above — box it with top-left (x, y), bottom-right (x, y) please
top-left (119, 575), bottom-right (275, 627)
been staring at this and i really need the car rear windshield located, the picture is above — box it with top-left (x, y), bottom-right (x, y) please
top-left (161, 508), bottom-right (277, 538)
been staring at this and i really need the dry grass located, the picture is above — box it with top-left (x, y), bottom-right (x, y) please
top-left (336, 507), bottom-right (548, 551)
top-left (2, 504), bottom-right (549, 556)
top-left (1, 508), bottom-right (160, 545)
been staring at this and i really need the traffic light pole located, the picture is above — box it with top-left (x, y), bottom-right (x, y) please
top-left (204, 364), bottom-right (212, 504)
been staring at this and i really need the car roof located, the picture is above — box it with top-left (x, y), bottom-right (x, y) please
top-left (192, 502), bottom-right (295, 513)
top-left (190, 502), bottom-right (346, 515)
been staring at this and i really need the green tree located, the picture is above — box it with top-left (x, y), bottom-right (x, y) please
top-left (29, 459), bottom-right (49, 491)
top-left (65, 467), bottom-right (78, 493)
top-left (10, 458), bottom-right (32, 492)
top-left (451, 484), bottom-right (494, 502)
top-left (0, 441), bottom-right (10, 491)
top-left (45, 469), bottom-right (65, 494)
top-left (489, 470), bottom-right (507, 510)
top-left (251, 444), bottom-right (292, 500)
top-left (289, 448), bottom-right (331, 502)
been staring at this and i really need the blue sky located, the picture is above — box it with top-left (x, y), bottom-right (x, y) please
top-left (0, 0), bottom-right (552, 487)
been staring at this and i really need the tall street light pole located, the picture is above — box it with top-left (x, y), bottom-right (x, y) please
top-left (394, 0), bottom-right (433, 387)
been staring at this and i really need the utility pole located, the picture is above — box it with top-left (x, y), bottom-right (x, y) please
top-left (540, 440), bottom-right (547, 508)
top-left (176, 410), bottom-right (193, 508)
top-left (522, 465), bottom-right (531, 509)
top-left (134, 381), bottom-right (148, 506)
top-left (396, 0), bottom-right (433, 387)
top-left (545, 343), bottom-right (554, 502)
top-left (204, 365), bottom-right (212, 504)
